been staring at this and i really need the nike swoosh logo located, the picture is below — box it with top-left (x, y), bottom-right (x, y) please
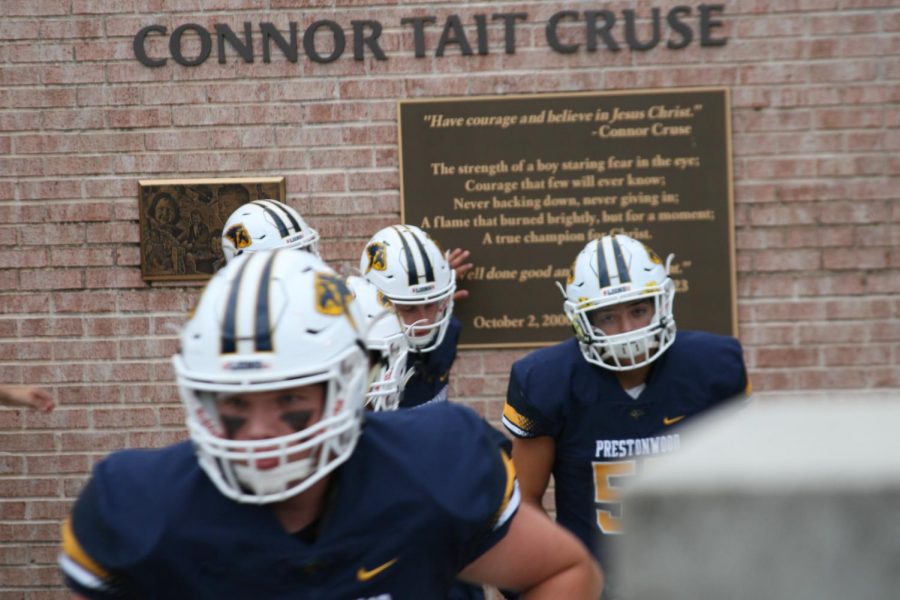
top-left (663, 415), bottom-right (685, 426)
top-left (357, 558), bottom-right (398, 582)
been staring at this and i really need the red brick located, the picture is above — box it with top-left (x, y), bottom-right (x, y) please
top-left (0, 341), bottom-right (53, 361)
top-left (4, 0), bottom-right (68, 16)
top-left (19, 317), bottom-right (83, 337)
top-left (51, 291), bottom-right (117, 313)
top-left (52, 340), bottom-right (117, 361)
top-left (107, 107), bottom-right (173, 129)
top-left (0, 522), bottom-right (62, 544)
top-left (26, 455), bottom-right (91, 475)
top-left (39, 17), bottom-right (104, 39)
top-left (59, 432), bottom-right (129, 452)
top-left (19, 269), bottom-right (84, 291)
top-left (825, 298), bottom-right (894, 320)
top-left (84, 267), bottom-right (146, 289)
top-left (823, 248), bottom-right (890, 270)
top-left (127, 429), bottom-right (187, 448)
top-left (88, 361), bottom-right (153, 383)
top-left (0, 20), bottom-right (40, 40)
top-left (93, 407), bottom-right (158, 428)
top-left (822, 344), bottom-right (891, 367)
top-left (0, 249), bottom-right (50, 268)
top-left (50, 248), bottom-right (115, 267)
top-left (84, 316), bottom-right (150, 337)
top-left (0, 478), bottom-right (60, 498)
top-left (84, 222), bottom-right (140, 244)
top-left (118, 338), bottom-right (179, 359)
top-left (57, 385), bottom-right (121, 405)
top-left (21, 363), bottom-right (85, 384)
top-left (42, 108), bottom-right (105, 130)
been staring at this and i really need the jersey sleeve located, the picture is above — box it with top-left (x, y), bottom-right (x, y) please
top-left (502, 356), bottom-right (564, 439)
top-left (59, 450), bottom-right (167, 598)
top-left (59, 473), bottom-right (129, 597)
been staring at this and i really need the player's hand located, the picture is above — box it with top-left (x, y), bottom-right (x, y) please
top-left (448, 248), bottom-right (473, 301)
top-left (0, 385), bottom-right (55, 413)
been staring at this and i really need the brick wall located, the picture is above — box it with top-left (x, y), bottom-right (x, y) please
top-left (1, 1), bottom-right (898, 595)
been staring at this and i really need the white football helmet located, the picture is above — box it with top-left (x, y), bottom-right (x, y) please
top-left (173, 250), bottom-right (368, 504)
top-left (563, 235), bottom-right (676, 371)
top-left (346, 276), bottom-right (410, 412)
top-left (221, 199), bottom-right (320, 262)
top-left (360, 225), bottom-right (455, 353)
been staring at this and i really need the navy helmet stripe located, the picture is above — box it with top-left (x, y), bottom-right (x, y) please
top-left (254, 252), bottom-right (278, 352)
top-left (264, 199), bottom-right (302, 233)
top-left (611, 237), bottom-right (631, 284)
top-left (394, 227), bottom-right (419, 286)
top-left (221, 256), bottom-right (252, 354)
top-left (252, 200), bottom-right (290, 238)
top-left (410, 231), bottom-right (435, 282)
top-left (596, 239), bottom-right (611, 289)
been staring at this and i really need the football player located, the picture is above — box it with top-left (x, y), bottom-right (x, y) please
top-left (346, 275), bottom-right (411, 412)
top-left (360, 224), bottom-right (470, 409)
top-left (502, 234), bottom-right (749, 599)
top-left (220, 198), bottom-right (320, 262)
top-left (59, 250), bottom-right (602, 599)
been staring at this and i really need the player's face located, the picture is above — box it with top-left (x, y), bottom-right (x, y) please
top-left (393, 300), bottom-right (446, 335)
top-left (590, 299), bottom-right (655, 336)
top-left (215, 384), bottom-right (325, 469)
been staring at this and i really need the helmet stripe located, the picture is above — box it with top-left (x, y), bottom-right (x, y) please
top-left (611, 237), bottom-right (631, 284)
top-left (410, 230), bottom-right (435, 282)
top-left (252, 200), bottom-right (290, 238)
top-left (596, 238), bottom-right (611, 288)
top-left (264, 199), bottom-right (302, 232)
top-left (393, 226), bottom-right (419, 286)
top-left (221, 255), bottom-right (253, 354)
top-left (254, 251), bottom-right (278, 352)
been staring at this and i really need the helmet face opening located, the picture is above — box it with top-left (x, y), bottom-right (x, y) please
top-left (564, 235), bottom-right (677, 371)
top-left (174, 250), bottom-right (367, 504)
top-left (221, 199), bottom-right (320, 263)
top-left (360, 225), bottom-right (456, 353)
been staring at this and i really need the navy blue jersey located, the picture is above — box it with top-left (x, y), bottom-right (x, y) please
top-left (61, 402), bottom-right (519, 599)
top-left (401, 316), bottom-right (461, 409)
top-left (502, 331), bottom-right (748, 571)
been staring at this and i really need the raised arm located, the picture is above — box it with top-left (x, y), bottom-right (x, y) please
top-left (459, 501), bottom-right (602, 598)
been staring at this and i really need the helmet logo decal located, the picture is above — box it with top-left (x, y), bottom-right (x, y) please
top-left (642, 243), bottom-right (663, 264)
top-left (365, 242), bottom-right (387, 273)
top-left (315, 272), bottom-right (356, 328)
top-left (225, 223), bottom-right (252, 250)
top-left (376, 290), bottom-right (393, 310)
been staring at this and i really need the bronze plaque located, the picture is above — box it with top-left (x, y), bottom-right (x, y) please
top-left (138, 177), bottom-right (285, 281)
top-left (399, 88), bottom-right (735, 348)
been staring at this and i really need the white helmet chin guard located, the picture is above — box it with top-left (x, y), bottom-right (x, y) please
top-left (562, 235), bottom-right (677, 371)
top-left (173, 250), bottom-right (368, 504)
top-left (221, 199), bottom-right (320, 263)
top-left (359, 224), bottom-right (455, 353)
top-left (346, 276), bottom-right (411, 412)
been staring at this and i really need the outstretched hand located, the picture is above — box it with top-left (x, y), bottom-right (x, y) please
top-left (0, 385), bottom-right (55, 413)
top-left (448, 248), bottom-right (473, 302)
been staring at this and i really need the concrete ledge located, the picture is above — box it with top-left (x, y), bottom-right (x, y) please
top-left (618, 390), bottom-right (900, 600)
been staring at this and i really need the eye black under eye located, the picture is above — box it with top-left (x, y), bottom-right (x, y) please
top-left (281, 411), bottom-right (314, 432)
